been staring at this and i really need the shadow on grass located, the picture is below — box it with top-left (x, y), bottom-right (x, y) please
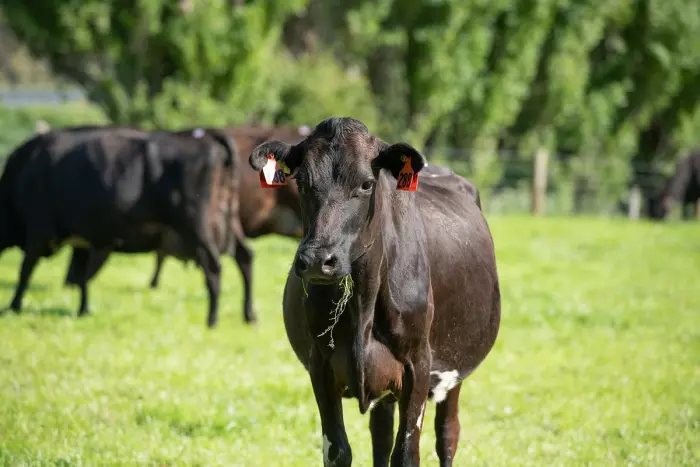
top-left (31, 306), bottom-right (76, 318)
top-left (0, 306), bottom-right (75, 318)
top-left (0, 279), bottom-right (48, 292)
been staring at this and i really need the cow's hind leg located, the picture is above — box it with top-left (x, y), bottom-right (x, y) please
top-left (9, 247), bottom-right (41, 313)
top-left (150, 252), bottom-right (165, 289)
top-left (63, 247), bottom-right (83, 287)
top-left (232, 230), bottom-right (256, 324)
top-left (370, 397), bottom-right (396, 467)
top-left (194, 242), bottom-right (221, 328)
top-left (434, 381), bottom-right (463, 467)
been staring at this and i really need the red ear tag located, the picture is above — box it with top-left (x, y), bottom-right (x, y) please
top-left (396, 155), bottom-right (418, 191)
top-left (259, 154), bottom-right (289, 188)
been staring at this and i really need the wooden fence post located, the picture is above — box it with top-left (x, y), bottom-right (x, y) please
top-left (628, 185), bottom-right (642, 219)
top-left (532, 148), bottom-right (549, 216)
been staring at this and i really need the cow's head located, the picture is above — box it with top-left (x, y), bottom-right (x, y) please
top-left (249, 117), bottom-right (426, 284)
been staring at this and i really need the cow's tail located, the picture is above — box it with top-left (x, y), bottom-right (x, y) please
top-left (0, 133), bottom-right (46, 252)
top-left (206, 129), bottom-right (239, 172)
top-left (205, 129), bottom-right (242, 254)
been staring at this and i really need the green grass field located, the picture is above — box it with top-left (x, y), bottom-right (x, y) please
top-left (0, 216), bottom-right (698, 466)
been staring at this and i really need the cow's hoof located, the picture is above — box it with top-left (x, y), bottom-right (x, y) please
top-left (207, 319), bottom-right (218, 329)
top-left (149, 281), bottom-right (159, 289)
top-left (77, 310), bottom-right (90, 318)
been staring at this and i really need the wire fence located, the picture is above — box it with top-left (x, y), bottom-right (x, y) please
top-left (423, 146), bottom-right (690, 219)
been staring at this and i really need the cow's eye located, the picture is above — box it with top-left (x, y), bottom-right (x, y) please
top-left (360, 180), bottom-right (374, 192)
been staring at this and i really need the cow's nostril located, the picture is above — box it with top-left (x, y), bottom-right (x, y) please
top-left (322, 254), bottom-right (338, 271)
top-left (295, 256), bottom-right (309, 273)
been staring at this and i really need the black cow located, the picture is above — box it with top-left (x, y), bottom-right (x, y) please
top-left (63, 125), bottom-right (307, 324)
top-left (0, 126), bottom-right (244, 328)
top-left (248, 117), bottom-right (501, 466)
top-left (61, 126), bottom-right (254, 325)
top-left (648, 150), bottom-right (700, 220)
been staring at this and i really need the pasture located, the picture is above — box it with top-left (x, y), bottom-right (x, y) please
top-left (0, 216), bottom-right (698, 466)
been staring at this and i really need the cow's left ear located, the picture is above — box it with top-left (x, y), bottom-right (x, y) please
top-left (249, 140), bottom-right (304, 188)
top-left (249, 140), bottom-right (303, 173)
top-left (373, 142), bottom-right (427, 180)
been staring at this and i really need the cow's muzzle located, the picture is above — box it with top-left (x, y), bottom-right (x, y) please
top-left (294, 247), bottom-right (343, 284)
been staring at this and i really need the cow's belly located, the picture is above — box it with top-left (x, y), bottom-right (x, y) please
top-left (423, 206), bottom-right (500, 398)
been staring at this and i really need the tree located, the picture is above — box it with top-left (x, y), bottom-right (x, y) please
top-left (2, 0), bottom-right (308, 128)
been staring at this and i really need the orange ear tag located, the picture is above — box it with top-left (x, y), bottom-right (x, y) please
top-left (396, 155), bottom-right (418, 191)
top-left (259, 154), bottom-right (289, 188)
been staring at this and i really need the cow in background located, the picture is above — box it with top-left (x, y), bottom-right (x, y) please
top-left (64, 126), bottom-right (308, 319)
top-left (1, 126), bottom-right (245, 328)
top-left (648, 150), bottom-right (700, 220)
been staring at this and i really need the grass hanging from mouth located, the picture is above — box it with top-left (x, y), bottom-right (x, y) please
top-left (316, 275), bottom-right (354, 349)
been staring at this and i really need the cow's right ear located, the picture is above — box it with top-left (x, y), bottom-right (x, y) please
top-left (249, 140), bottom-right (303, 188)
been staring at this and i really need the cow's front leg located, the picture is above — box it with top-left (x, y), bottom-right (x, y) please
top-left (390, 343), bottom-right (431, 467)
top-left (9, 247), bottom-right (41, 312)
top-left (310, 349), bottom-right (352, 467)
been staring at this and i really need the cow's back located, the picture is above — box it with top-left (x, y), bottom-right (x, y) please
top-left (416, 168), bottom-right (500, 377)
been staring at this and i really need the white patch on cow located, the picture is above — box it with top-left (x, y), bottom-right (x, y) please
top-left (367, 390), bottom-right (392, 412)
top-left (192, 128), bottom-right (205, 138)
top-left (322, 434), bottom-right (332, 464)
top-left (430, 370), bottom-right (460, 403)
top-left (416, 401), bottom-right (426, 430)
top-left (298, 125), bottom-right (311, 137)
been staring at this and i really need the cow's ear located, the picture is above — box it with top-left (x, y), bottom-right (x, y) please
top-left (249, 140), bottom-right (303, 188)
top-left (373, 142), bottom-right (427, 179)
top-left (249, 140), bottom-right (302, 173)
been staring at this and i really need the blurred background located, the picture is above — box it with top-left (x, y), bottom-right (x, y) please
top-left (1, 3), bottom-right (699, 466)
top-left (2, 0), bottom-right (699, 218)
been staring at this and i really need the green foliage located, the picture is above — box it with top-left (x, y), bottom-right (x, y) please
top-left (0, 218), bottom-right (698, 465)
top-left (4, 0), bottom-right (700, 212)
top-left (2, 0), bottom-right (307, 128)
top-left (273, 51), bottom-right (380, 129)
